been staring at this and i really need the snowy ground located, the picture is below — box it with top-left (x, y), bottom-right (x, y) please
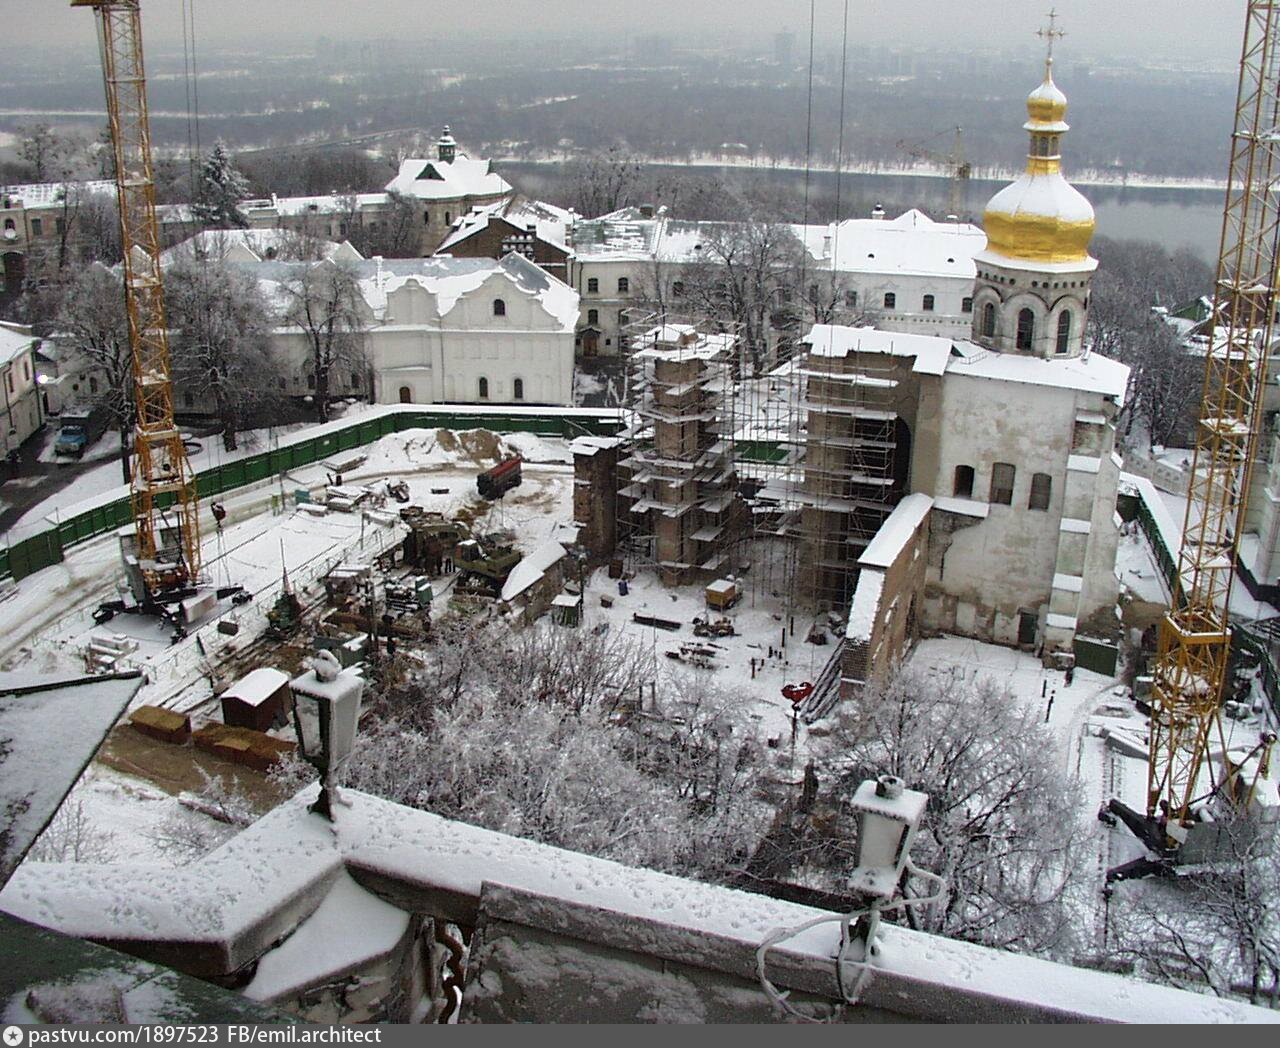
top-left (578, 566), bottom-right (839, 745)
top-left (0, 427), bottom-right (574, 716)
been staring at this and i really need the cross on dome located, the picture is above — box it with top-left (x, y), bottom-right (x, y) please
top-left (1036, 9), bottom-right (1066, 71)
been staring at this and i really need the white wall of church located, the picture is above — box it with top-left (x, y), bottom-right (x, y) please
top-left (922, 372), bottom-right (1120, 648)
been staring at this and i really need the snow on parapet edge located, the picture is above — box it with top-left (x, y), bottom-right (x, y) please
top-left (859, 493), bottom-right (933, 570)
top-left (3, 788), bottom-right (1276, 1022)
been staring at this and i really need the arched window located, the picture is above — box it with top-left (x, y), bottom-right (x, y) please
top-left (922, 293), bottom-right (935, 312)
top-left (1056, 310), bottom-right (1072, 354)
top-left (423, 210), bottom-right (430, 225)
top-left (618, 277), bottom-right (629, 293)
top-left (982, 301), bottom-right (996, 337)
top-left (399, 385), bottom-right (412, 404)
top-left (587, 308), bottom-right (599, 325)
top-left (961, 296), bottom-right (973, 314)
top-left (1029, 472), bottom-right (1052, 511)
top-left (990, 462), bottom-right (1015, 505)
top-left (2, 219), bottom-right (14, 231)
top-left (587, 277), bottom-right (598, 293)
top-left (513, 378), bottom-right (524, 401)
top-left (493, 298), bottom-right (506, 316)
top-left (444, 211), bottom-right (452, 225)
top-left (953, 464), bottom-right (975, 499)
top-left (883, 292), bottom-right (896, 309)
top-left (478, 376), bottom-right (489, 399)
top-left (1016, 308), bottom-right (1035, 351)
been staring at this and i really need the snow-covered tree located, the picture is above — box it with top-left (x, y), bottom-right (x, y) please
top-left (166, 258), bottom-right (281, 450)
top-left (52, 264), bottom-right (135, 483)
top-left (1109, 820), bottom-right (1280, 1005)
top-left (814, 667), bottom-right (1096, 957)
top-left (190, 141), bottom-right (250, 230)
top-left (341, 618), bottom-right (769, 881)
top-left (278, 260), bottom-right (369, 422)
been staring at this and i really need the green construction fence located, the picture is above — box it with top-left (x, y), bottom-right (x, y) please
top-left (2, 407), bottom-right (631, 584)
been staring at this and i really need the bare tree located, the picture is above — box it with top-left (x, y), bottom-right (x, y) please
top-left (1109, 819), bottom-right (1280, 1006)
top-left (17, 123), bottom-right (71, 183)
top-left (278, 260), bottom-right (370, 422)
top-left (675, 215), bottom-right (806, 376)
top-left (52, 264), bottom-right (134, 483)
top-left (166, 258), bottom-right (281, 450)
top-left (29, 795), bottom-right (117, 864)
top-left (567, 146), bottom-right (645, 218)
top-left (342, 189), bottom-right (418, 258)
top-left (816, 667), bottom-right (1096, 957)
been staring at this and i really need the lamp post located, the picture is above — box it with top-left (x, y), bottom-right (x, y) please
top-left (290, 649), bottom-right (363, 820)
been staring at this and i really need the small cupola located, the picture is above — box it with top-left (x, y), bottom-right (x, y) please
top-left (437, 125), bottom-right (457, 164)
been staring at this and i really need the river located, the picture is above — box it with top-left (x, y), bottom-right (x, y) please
top-left (501, 162), bottom-right (1227, 263)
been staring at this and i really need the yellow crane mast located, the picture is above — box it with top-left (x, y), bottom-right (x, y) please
top-left (1143, 0), bottom-right (1280, 849)
top-left (72, 0), bottom-right (201, 598)
top-left (897, 127), bottom-right (971, 219)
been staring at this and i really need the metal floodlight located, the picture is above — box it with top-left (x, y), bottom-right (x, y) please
top-left (848, 775), bottom-right (928, 901)
top-left (290, 649), bottom-right (363, 820)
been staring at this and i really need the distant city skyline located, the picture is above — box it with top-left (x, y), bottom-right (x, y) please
top-left (9, 1), bottom-right (1240, 66)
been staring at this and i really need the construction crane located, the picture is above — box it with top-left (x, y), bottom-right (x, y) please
top-left (1108, 0), bottom-right (1280, 876)
top-left (72, 0), bottom-right (202, 600)
top-left (896, 126), bottom-right (971, 219)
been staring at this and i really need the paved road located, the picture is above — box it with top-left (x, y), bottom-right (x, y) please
top-left (0, 430), bottom-right (126, 535)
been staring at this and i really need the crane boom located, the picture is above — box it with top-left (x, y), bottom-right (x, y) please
top-left (72, 0), bottom-right (201, 595)
top-left (1147, 0), bottom-right (1280, 837)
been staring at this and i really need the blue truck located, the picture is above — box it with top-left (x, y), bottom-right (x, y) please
top-left (53, 404), bottom-right (110, 458)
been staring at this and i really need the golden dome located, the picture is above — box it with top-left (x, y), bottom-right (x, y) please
top-left (978, 61), bottom-right (1095, 265)
top-left (1025, 67), bottom-right (1068, 130)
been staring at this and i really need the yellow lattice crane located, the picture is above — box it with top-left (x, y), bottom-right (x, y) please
top-left (72, 0), bottom-right (202, 599)
top-left (1110, 1), bottom-right (1280, 874)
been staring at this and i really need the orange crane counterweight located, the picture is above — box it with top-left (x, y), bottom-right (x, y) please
top-left (72, 0), bottom-right (201, 597)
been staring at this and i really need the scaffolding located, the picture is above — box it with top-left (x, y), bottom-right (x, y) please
top-left (725, 328), bottom-right (908, 616)
top-left (617, 314), bottom-right (743, 585)
top-left (607, 306), bottom-right (910, 647)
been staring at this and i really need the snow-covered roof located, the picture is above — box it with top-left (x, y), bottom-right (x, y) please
top-left (240, 252), bottom-right (579, 333)
top-left (0, 180), bottom-right (116, 207)
top-left (793, 209), bottom-right (986, 279)
top-left (859, 493), bottom-right (933, 569)
top-left (0, 323), bottom-right (38, 368)
top-left (248, 192), bottom-right (389, 220)
top-left (803, 324), bottom-right (1130, 402)
top-left (384, 155), bottom-right (512, 202)
top-left (160, 229), bottom-right (359, 267)
top-left (501, 538), bottom-right (567, 603)
top-left (946, 340), bottom-right (1130, 402)
top-left (222, 667), bottom-right (289, 709)
top-left (570, 207), bottom-right (665, 261)
top-left (631, 324), bottom-right (737, 361)
top-left (436, 198), bottom-right (574, 256)
top-left (802, 324), bottom-right (951, 376)
top-left (0, 671), bottom-right (143, 885)
top-left (3, 785), bottom-right (1276, 1022)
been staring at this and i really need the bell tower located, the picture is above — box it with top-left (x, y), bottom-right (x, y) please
top-left (970, 11), bottom-right (1097, 359)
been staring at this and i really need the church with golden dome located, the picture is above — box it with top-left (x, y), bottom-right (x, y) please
top-left (970, 51), bottom-right (1097, 358)
top-left (796, 21), bottom-right (1135, 691)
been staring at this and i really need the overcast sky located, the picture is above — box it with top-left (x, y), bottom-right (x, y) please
top-left (10, 1), bottom-right (1240, 63)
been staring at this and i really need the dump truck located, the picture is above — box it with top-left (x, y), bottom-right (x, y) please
top-left (454, 537), bottom-right (521, 596)
top-left (477, 456), bottom-right (522, 499)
